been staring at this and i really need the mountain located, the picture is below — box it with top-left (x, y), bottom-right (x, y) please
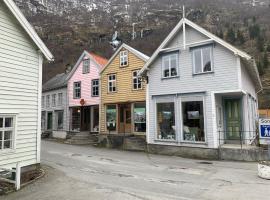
top-left (13, 0), bottom-right (270, 108)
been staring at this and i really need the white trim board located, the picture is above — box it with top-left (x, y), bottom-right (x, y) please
top-left (3, 0), bottom-right (53, 61)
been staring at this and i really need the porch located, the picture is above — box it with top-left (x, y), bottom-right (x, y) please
top-left (69, 105), bottom-right (99, 133)
top-left (214, 90), bottom-right (258, 146)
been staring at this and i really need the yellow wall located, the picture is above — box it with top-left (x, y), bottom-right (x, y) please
top-left (100, 47), bottom-right (147, 134)
top-left (259, 109), bottom-right (270, 118)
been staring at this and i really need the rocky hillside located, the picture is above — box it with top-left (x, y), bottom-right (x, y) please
top-left (14, 0), bottom-right (270, 108)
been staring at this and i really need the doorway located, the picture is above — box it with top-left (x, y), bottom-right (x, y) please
top-left (224, 99), bottom-right (242, 142)
top-left (81, 106), bottom-right (90, 131)
top-left (47, 112), bottom-right (53, 130)
top-left (118, 104), bottom-right (131, 134)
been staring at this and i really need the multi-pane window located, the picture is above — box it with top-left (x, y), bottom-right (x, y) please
top-left (162, 53), bottom-right (178, 78)
top-left (92, 79), bottom-right (99, 97)
top-left (46, 95), bottom-right (50, 108)
top-left (52, 94), bottom-right (56, 107)
top-left (73, 82), bottom-right (81, 99)
top-left (156, 102), bottom-right (176, 140)
top-left (42, 96), bottom-right (45, 108)
top-left (58, 93), bottom-right (63, 106)
top-left (55, 110), bottom-right (64, 130)
top-left (108, 74), bottom-right (116, 93)
top-left (0, 116), bottom-right (14, 150)
top-left (182, 100), bottom-right (205, 142)
top-left (120, 50), bottom-right (128, 67)
top-left (82, 59), bottom-right (90, 74)
top-left (193, 46), bottom-right (213, 74)
top-left (132, 70), bottom-right (142, 90)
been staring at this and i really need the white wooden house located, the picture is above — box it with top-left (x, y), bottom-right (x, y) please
top-left (42, 72), bottom-right (69, 139)
top-left (0, 0), bottom-right (53, 170)
top-left (139, 17), bottom-right (262, 157)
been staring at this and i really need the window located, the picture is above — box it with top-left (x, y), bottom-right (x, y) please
top-left (108, 74), bottom-right (116, 93)
top-left (193, 46), bottom-right (213, 74)
top-left (41, 111), bottom-right (46, 130)
top-left (42, 96), bottom-right (45, 108)
top-left (73, 82), bottom-right (81, 99)
top-left (92, 79), bottom-right (99, 97)
top-left (46, 95), bottom-right (50, 108)
top-left (182, 100), bottom-right (205, 142)
top-left (162, 53), bottom-right (178, 78)
top-left (58, 93), bottom-right (63, 106)
top-left (106, 105), bottom-right (117, 131)
top-left (134, 103), bottom-right (146, 132)
top-left (156, 102), bottom-right (176, 140)
top-left (120, 50), bottom-right (128, 67)
top-left (133, 70), bottom-right (142, 90)
top-left (52, 94), bottom-right (56, 107)
top-left (0, 116), bottom-right (15, 150)
top-left (55, 110), bottom-right (64, 130)
top-left (82, 59), bottom-right (90, 74)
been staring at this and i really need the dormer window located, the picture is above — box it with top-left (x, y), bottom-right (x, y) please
top-left (192, 46), bottom-right (213, 74)
top-left (120, 50), bottom-right (128, 67)
top-left (82, 59), bottom-right (90, 74)
top-left (162, 53), bottom-right (178, 78)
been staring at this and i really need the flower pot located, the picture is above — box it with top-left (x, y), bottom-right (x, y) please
top-left (258, 161), bottom-right (270, 180)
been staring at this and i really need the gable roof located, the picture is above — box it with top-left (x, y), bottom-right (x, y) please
top-left (42, 72), bottom-right (69, 92)
top-left (139, 17), bottom-right (262, 90)
top-left (66, 50), bottom-right (108, 80)
top-left (100, 43), bottom-right (150, 74)
top-left (3, 0), bottom-right (53, 61)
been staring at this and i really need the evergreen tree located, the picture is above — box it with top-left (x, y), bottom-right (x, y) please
top-left (263, 51), bottom-right (269, 69)
top-left (226, 28), bottom-right (236, 43)
top-left (249, 24), bottom-right (260, 39)
top-left (257, 61), bottom-right (264, 76)
top-left (267, 44), bottom-right (270, 52)
top-left (257, 36), bottom-right (265, 52)
top-left (236, 30), bottom-right (245, 44)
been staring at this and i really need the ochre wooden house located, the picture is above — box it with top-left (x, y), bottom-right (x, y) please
top-left (99, 44), bottom-right (149, 135)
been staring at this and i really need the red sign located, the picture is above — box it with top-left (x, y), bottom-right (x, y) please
top-left (80, 99), bottom-right (85, 106)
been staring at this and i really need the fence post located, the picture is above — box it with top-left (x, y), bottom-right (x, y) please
top-left (15, 162), bottom-right (21, 191)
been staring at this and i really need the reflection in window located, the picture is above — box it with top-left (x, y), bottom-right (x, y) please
top-left (182, 101), bottom-right (205, 142)
top-left (193, 47), bottom-right (212, 74)
top-left (157, 103), bottom-right (176, 140)
top-left (106, 105), bottom-right (117, 131)
top-left (56, 110), bottom-right (64, 130)
top-left (134, 103), bottom-right (146, 132)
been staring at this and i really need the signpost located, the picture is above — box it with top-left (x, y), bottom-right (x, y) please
top-left (259, 119), bottom-right (270, 159)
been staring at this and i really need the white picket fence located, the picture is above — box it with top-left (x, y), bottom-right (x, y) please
top-left (0, 162), bottom-right (21, 190)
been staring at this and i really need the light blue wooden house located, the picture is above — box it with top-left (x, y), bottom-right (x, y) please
top-left (139, 16), bottom-right (262, 156)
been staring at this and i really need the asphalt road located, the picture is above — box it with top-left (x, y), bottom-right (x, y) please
top-left (2, 140), bottom-right (270, 200)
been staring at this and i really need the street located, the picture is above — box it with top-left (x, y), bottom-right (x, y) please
top-left (2, 140), bottom-right (270, 200)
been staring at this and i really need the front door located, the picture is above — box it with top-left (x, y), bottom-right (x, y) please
top-left (119, 104), bottom-right (131, 134)
top-left (47, 112), bottom-right (53, 130)
top-left (81, 107), bottom-right (90, 131)
top-left (224, 99), bottom-right (242, 141)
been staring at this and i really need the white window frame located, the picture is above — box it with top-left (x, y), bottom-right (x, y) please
top-left (52, 94), bottom-right (56, 107)
top-left (46, 95), bottom-right (50, 108)
top-left (192, 46), bottom-right (213, 75)
top-left (132, 70), bottom-right (142, 90)
top-left (73, 82), bottom-right (81, 99)
top-left (180, 95), bottom-right (207, 144)
top-left (58, 93), bottom-right (63, 106)
top-left (162, 52), bottom-right (179, 78)
top-left (154, 97), bottom-right (177, 141)
top-left (0, 115), bottom-right (16, 152)
top-left (92, 79), bottom-right (99, 97)
top-left (82, 59), bottom-right (90, 74)
top-left (108, 74), bottom-right (116, 93)
top-left (120, 50), bottom-right (128, 67)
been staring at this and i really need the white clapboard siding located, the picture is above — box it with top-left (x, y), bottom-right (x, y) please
top-left (147, 26), bottom-right (240, 148)
top-left (0, 0), bottom-right (41, 169)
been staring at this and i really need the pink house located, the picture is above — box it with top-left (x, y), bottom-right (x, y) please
top-left (67, 51), bottom-right (108, 132)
